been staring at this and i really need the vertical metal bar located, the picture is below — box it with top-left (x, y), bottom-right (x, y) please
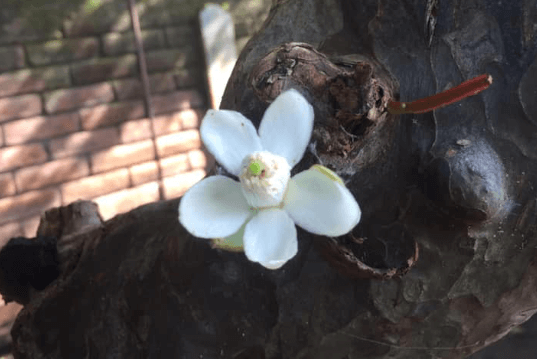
top-left (128, 0), bottom-right (164, 200)
top-left (127, 0), bottom-right (153, 118)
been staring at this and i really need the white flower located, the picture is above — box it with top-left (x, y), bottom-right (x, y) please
top-left (178, 89), bottom-right (361, 269)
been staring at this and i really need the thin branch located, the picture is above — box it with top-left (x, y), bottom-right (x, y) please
top-left (387, 74), bottom-right (493, 115)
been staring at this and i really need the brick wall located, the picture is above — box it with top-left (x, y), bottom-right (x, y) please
top-left (0, 1), bottom-right (214, 244)
top-left (0, 1), bottom-right (274, 356)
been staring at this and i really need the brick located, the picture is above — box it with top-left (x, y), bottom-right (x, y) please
top-left (155, 130), bottom-right (201, 157)
top-left (146, 72), bottom-right (178, 95)
top-left (91, 140), bottom-right (155, 173)
top-left (21, 216), bottom-right (41, 237)
top-left (0, 45), bottom-right (25, 72)
top-left (79, 100), bottom-right (145, 130)
top-left (145, 48), bottom-right (196, 73)
top-left (151, 110), bottom-right (200, 135)
top-left (112, 78), bottom-right (142, 101)
top-left (129, 161), bottom-right (158, 186)
top-left (0, 173), bottom-right (16, 197)
top-left (26, 38), bottom-right (99, 66)
top-left (188, 149), bottom-right (210, 169)
top-left (137, 4), bottom-right (203, 27)
top-left (162, 169), bottom-right (206, 199)
top-left (139, 7), bottom-right (187, 28)
top-left (0, 188), bottom-right (61, 225)
top-left (113, 72), bottom-right (176, 101)
top-left (0, 66), bottom-right (70, 98)
top-left (49, 128), bottom-right (120, 158)
top-left (94, 182), bottom-right (160, 220)
top-left (15, 157), bottom-right (90, 192)
top-left (152, 112), bottom-right (183, 135)
top-left (0, 94), bottom-right (42, 123)
top-left (0, 8), bottom-right (63, 45)
top-left (0, 144), bottom-right (47, 173)
top-left (0, 222), bottom-right (22, 246)
top-left (181, 109), bottom-right (203, 130)
top-left (174, 69), bottom-right (200, 88)
top-left (63, 0), bottom-right (131, 37)
top-left (159, 153), bottom-right (190, 178)
top-left (44, 83), bottom-right (115, 114)
top-left (71, 55), bottom-right (138, 85)
top-left (103, 30), bottom-right (165, 56)
top-left (61, 168), bottom-right (130, 204)
top-left (4, 112), bottom-right (79, 145)
top-left (120, 118), bottom-right (152, 143)
top-left (152, 91), bottom-right (204, 115)
top-left (165, 26), bottom-right (194, 48)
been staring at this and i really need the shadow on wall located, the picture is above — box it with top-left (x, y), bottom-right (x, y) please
top-left (0, 0), bottom-right (215, 355)
top-left (0, 0), bottom-right (274, 243)
top-left (0, 0), bottom-right (218, 242)
top-left (0, 0), bottom-right (270, 357)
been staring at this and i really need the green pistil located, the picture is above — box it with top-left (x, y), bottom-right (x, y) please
top-left (248, 160), bottom-right (264, 176)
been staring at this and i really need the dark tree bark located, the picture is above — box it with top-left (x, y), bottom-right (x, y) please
top-left (3, 1), bottom-right (537, 358)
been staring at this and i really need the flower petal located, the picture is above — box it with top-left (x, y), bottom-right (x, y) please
top-left (201, 109), bottom-right (263, 176)
top-left (179, 175), bottom-right (251, 238)
top-left (211, 219), bottom-right (249, 252)
top-left (284, 168), bottom-right (361, 236)
top-left (243, 209), bottom-right (297, 269)
top-left (258, 89), bottom-right (314, 167)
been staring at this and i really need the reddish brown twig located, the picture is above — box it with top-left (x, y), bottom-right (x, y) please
top-left (387, 74), bottom-right (493, 115)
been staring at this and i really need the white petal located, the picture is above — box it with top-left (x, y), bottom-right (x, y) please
top-left (284, 169), bottom-right (361, 236)
top-left (258, 89), bottom-right (314, 167)
top-left (179, 175), bottom-right (251, 238)
top-left (211, 219), bottom-right (249, 252)
top-left (243, 209), bottom-right (297, 269)
top-left (200, 109), bottom-right (263, 176)
top-left (261, 259), bottom-right (288, 270)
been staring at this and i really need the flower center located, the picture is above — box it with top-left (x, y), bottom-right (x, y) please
top-left (248, 160), bottom-right (264, 176)
top-left (239, 151), bottom-right (291, 208)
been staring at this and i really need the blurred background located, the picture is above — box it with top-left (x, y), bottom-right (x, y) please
top-left (0, 0), bottom-right (269, 355)
top-left (0, 1), bottom-right (535, 358)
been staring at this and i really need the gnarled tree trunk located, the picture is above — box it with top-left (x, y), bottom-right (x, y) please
top-left (2, 1), bottom-right (537, 358)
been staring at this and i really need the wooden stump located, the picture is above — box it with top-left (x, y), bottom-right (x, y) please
top-left (2, 1), bottom-right (537, 358)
